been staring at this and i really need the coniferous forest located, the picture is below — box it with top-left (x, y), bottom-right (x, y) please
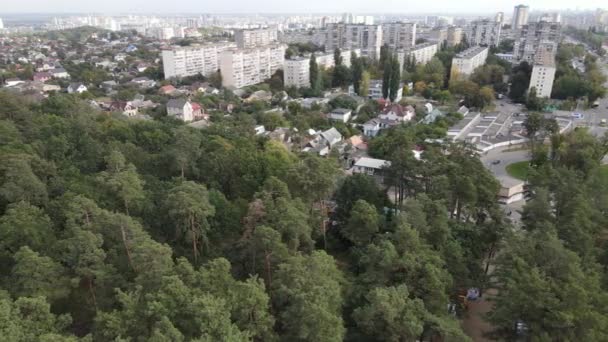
top-left (2, 89), bottom-right (608, 342)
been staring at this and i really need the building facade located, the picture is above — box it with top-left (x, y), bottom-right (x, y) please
top-left (382, 23), bottom-right (416, 51)
top-left (529, 44), bottom-right (557, 98)
top-left (284, 57), bottom-right (310, 88)
top-left (512, 22), bottom-right (561, 62)
top-left (315, 49), bottom-right (360, 69)
top-left (220, 44), bottom-right (287, 89)
top-left (447, 26), bottom-right (463, 47)
top-left (325, 24), bottom-right (383, 59)
top-left (398, 42), bottom-right (440, 69)
top-left (512, 4), bottom-right (530, 29)
top-left (464, 19), bottom-right (502, 47)
top-left (234, 28), bottom-right (278, 49)
top-left (162, 43), bottom-right (236, 79)
top-left (450, 46), bottom-right (489, 79)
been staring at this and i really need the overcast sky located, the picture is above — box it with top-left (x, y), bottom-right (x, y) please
top-left (0, 0), bottom-right (602, 14)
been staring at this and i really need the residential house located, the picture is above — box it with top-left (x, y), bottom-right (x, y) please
top-left (378, 104), bottom-right (415, 123)
top-left (422, 108), bottom-right (445, 124)
top-left (352, 157), bottom-right (391, 176)
top-left (362, 104), bottom-right (415, 137)
top-left (131, 77), bottom-right (156, 88)
top-left (363, 118), bottom-right (383, 137)
top-left (191, 102), bottom-right (208, 120)
top-left (136, 63), bottom-right (149, 73)
top-left (33, 72), bottom-right (52, 83)
top-left (166, 99), bottom-right (194, 122)
top-left (159, 85), bottom-right (177, 95)
top-left (329, 108), bottom-right (353, 123)
top-left (50, 68), bottom-right (70, 79)
top-left (110, 101), bottom-right (139, 117)
top-left (100, 80), bottom-right (118, 93)
top-left (67, 83), bottom-right (88, 94)
top-left (320, 127), bottom-right (343, 147)
top-left (303, 127), bottom-right (343, 156)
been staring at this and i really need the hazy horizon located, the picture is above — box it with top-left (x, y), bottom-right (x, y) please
top-left (0, 0), bottom-right (603, 15)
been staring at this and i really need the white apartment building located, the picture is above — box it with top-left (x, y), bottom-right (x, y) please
top-left (398, 42), bottom-right (440, 69)
top-left (284, 57), bottom-right (310, 88)
top-left (382, 23), bottom-right (416, 51)
top-left (447, 27), bottom-right (463, 47)
top-left (162, 43), bottom-right (236, 79)
top-left (316, 49), bottom-right (360, 69)
top-left (284, 49), bottom-right (360, 88)
top-left (325, 24), bottom-right (383, 59)
top-left (529, 61), bottom-right (556, 98)
top-left (148, 27), bottom-right (176, 40)
top-left (450, 46), bottom-right (489, 79)
top-left (464, 19), bottom-right (502, 47)
top-left (513, 22), bottom-right (561, 62)
top-left (234, 28), bottom-right (278, 48)
top-left (529, 45), bottom-right (557, 98)
top-left (220, 44), bottom-right (287, 89)
top-left (512, 4), bottom-right (530, 29)
top-left (429, 28), bottom-right (448, 43)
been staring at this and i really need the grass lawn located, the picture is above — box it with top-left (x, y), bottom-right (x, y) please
top-left (506, 161), bottom-right (530, 180)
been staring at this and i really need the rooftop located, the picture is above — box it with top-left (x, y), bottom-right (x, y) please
top-left (454, 46), bottom-right (489, 59)
top-left (355, 157), bottom-right (391, 169)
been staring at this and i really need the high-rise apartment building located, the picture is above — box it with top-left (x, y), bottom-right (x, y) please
top-left (382, 23), bottom-right (417, 51)
top-left (513, 22), bottom-right (561, 62)
top-left (0, 18), bottom-right (4, 30)
top-left (450, 46), bottom-right (489, 79)
top-left (162, 43), bottom-right (236, 79)
top-left (315, 49), bottom-right (360, 69)
top-left (342, 13), bottom-right (354, 24)
top-left (512, 4), bottom-right (530, 29)
top-left (429, 28), bottom-right (448, 44)
top-left (234, 28), bottom-right (278, 49)
top-left (284, 57), bottom-right (310, 88)
top-left (529, 44), bottom-right (556, 98)
top-left (447, 27), bottom-right (463, 47)
top-left (464, 19), bottom-right (502, 47)
top-left (220, 44), bottom-right (286, 89)
top-left (283, 48), bottom-right (360, 89)
top-left (325, 24), bottom-right (383, 59)
top-left (398, 42), bottom-right (440, 70)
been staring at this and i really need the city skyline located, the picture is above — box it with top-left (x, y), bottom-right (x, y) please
top-left (0, 0), bottom-right (603, 15)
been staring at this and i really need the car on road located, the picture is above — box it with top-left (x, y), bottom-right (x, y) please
top-left (571, 113), bottom-right (584, 119)
top-left (601, 119), bottom-right (607, 126)
top-left (491, 160), bottom-right (501, 165)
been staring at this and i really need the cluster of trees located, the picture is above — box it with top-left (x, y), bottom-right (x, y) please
top-left (380, 49), bottom-right (402, 102)
top-left (0, 82), bottom-right (506, 341)
top-left (565, 26), bottom-right (607, 56)
top-left (552, 45), bottom-right (607, 104)
top-left (488, 125), bottom-right (608, 340)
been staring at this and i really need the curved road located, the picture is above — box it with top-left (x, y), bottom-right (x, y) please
top-left (480, 147), bottom-right (530, 180)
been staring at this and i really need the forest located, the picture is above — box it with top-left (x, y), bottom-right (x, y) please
top-left (2, 88), bottom-right (608, 342)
